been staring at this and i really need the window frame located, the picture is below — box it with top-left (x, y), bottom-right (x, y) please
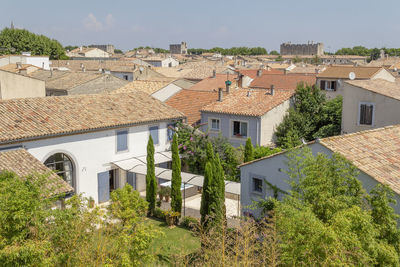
top-left (358, 102), bottom-right (375, 126)
top-left (230, 119), bottom-right (249, 139)
top-left (115, 129), bottom-right (129, 153)
top-left (149, 125), bottom-right (160, 145)
top-left (166, 123), bottom-right (175, 143)
top-left (252, 177), bottom-right (263, 194)
top-left (208, 117), bottom-right (221, 132)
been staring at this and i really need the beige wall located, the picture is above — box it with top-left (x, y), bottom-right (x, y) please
top-left (341, 83), bottom-right (400, 134)
top-left (371, 68), bottom-right (396, 82)
top-left (0, 70), bottom-right (45, 99)
top-left (260, 99), bottom-right (291, 145)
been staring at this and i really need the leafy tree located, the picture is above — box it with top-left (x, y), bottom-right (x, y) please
top-left (272, 147), bottom-right (400, 266)
top-left (171, 134), bottom-right (182, 221)
top-left (253, 146), bottom-right (282, 160)
top-left (64, 45), bottom-right (78, 51)
top-left (114, 48), bottom-right (123, 54)
top-left (275, 83), bottom-right (342, 148)
top-left (269, 50), bottom-right (280, 55)
top-left (146, 135), bottom-right (157, 216)
top-left (244, 137), bottom-right (254, 162)
top-left (0, 27), bottom-right (66, 59)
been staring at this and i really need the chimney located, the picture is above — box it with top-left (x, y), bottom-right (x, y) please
top-left (16, 62), bottom-right (22, 69)
top-left (271, 85), bottom-right (275, 96)
top-left (218, 88), bottom-right (223, 101)
top-left (212, 69), bottom-right (216, 78)
top-left (257, 69), bottom-right (262, 77)
top-left (247, 90), bottom-right (251, 97)
top-left (50, 68), bottom-right (53, 77)
top-left (283, 69), bottom-right (287, 75)
top-left (267, 66), bottom-right (271, 71)
top-left (79, 46), bottom-right (83, 52)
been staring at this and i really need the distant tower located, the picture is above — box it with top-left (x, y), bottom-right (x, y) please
top-left (10, 21), bottom-right (14, 30)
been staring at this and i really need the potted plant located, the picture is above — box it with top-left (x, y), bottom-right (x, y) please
top-left (163, 209), bottom-right (180, 227)
top-left (163, 186), bottom-right (171, 202)
top-left (158, 187), bottom-right (164, 201)
top-left (88, 196), bottom-right (95, 208)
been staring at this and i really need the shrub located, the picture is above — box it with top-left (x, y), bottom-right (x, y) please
top-left (181, 216), bottom-right (199, 230)
top-left (153, 207), bottom-right (166, 220)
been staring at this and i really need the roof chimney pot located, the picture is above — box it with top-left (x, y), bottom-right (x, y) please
top-left (257, 69), bottom-right (262, 77)
top-left (218, 88), bottom-right (223, 101)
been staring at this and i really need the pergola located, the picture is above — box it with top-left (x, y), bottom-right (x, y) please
top-left (111, 151), bottom-right (241, 216)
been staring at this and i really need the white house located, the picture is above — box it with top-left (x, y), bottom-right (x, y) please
top-left (239, 125), bottom-right (400, 217)
top-left (0, 54), bottom-right (50, 70)
top-left (0, 92), bottom-right (185, 203)
top-left (67, 47), bottom-right (111, 58)
top-left (143, 57), bottom-right (179, 68)
top-left (341, 79), bottom-right (400, 134)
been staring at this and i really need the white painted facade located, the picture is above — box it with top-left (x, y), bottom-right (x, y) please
top-left (240, 143), bottom-right (400, 217)
top-left (0, 121), bottom-right (174, 203)
top-left (144, 57), bottom-right (179, 68)
top-left (0, 55), bottom-right (50, 70)
top-left (0, 70), bottom-right (45, 99)
top-left (341, 82), bottom-right (400, 134)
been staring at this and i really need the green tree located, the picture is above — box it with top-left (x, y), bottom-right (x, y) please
top-left (275, 83), bottom-right (342, 148)
top-left (244, 137), bottom-right (254, 162)
top-left (269, 50), bottom-right (280, 55)
top-left (272, 147), bottom-right (400, 266)
top-left (0, 27), bottom-right (66, 59)
top-left (146, 135), bottom-right (157, 216)
top-left (200, 161), bottom-right (213, 225)
top-left (171, 134), bottom-right (182, 221)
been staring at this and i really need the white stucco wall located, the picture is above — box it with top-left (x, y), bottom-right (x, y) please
top-left (371, 68), bottom-right (395, 82)
top-left (0, 121), bottom-right (174, 203)
top-left (152, 83), bottom-right (182, 102)
top-left (0, 70), bottom-right (45, 99)
top-left (341, 83), bottom-right (400, 134)
top-left (240, 142), bottom-right (400, 217)
top-left (241, 76), bottom-right (254, 88)
top-left (260, 99), bottom-right (291, 146)
top-left (25, 56), bottom-right (50, 70)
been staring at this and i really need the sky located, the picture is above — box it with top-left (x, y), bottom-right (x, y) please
top-left (0, 0), bottom-right (399, 52)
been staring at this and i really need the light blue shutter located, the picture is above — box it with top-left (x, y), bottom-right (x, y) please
top-left (117, 130), bottom-right (128, 151)
top-left (98, 171), bottom-right (110, 203)
top-left (150, 126), bottom-right (159, 145)
top-left (127, 172), bottom-right (136, 190)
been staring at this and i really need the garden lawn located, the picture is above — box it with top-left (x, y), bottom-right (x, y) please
top-left (146, 217), bottom-right (200, 264)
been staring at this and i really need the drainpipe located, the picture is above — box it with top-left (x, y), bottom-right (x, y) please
top-left (256, 117), bottom-right (260, 146)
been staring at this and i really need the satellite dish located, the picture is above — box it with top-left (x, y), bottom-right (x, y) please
top-left (139, 67), bottom-right (144, 72)
top-left (349, 72), bottom-right (356, 80)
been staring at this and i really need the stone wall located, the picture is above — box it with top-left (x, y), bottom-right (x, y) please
top-left (280, 42), bottom-right (324, 56)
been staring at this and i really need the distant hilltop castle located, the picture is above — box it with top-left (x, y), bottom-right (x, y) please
top-left (280, 41), bottom-right (324, 56)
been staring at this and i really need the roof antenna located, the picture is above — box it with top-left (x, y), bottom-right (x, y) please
top-left (301, 138), bottom-right (307, 145)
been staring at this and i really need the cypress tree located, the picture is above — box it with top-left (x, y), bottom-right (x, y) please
top-left (208, 154), bottom-right (225, 227)
top-left (171, 134), bottom-right (182, 220)
top-left (146, 135), bottom-right (157, 216)
top-left (200, 161), bottom-right (213, 225)
top-left (244, 137), bottom-right (254, 162)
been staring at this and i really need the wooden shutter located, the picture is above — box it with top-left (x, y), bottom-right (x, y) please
top-left (366, 105), bottom-right (373, 125)
top-left (332, 81), bottom-right (337, 91)
top-left (360, 104), bottom-right (366, 124)
top-left (320, 80), bottom-right (326, 90)
top-left (98, 171), bottom-right (110, 203)
top-left (117, 130), bottom-right (128, 151)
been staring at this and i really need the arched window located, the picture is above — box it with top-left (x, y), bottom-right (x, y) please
top-left (44, 153), bottom-right (75, 189)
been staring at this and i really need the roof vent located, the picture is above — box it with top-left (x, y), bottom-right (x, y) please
top-left (218, 88), bottom-right (223, 101)
top-left (270, 85), bottom-right (275, 95)
top-left (257, 69), bottom-right (262, 77)
top-left (247, 90), bottom-right (251, 97)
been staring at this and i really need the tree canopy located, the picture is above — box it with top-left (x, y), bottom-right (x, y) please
top-left (0, 27), bottom-right (66, 59)
top-left (188, 46), bottom-right (267, 56)
top-left (275, 83), bottom-right (342, 149)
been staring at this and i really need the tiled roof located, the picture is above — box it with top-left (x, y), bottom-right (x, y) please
top-left (201, 88), bottom-right (294, 116)
top-left (187, 74), bottom-right (237, 91)
top-left (320, 125), bottom-right (400, 194)
top-left (0, 63), bottom-right (40, 73)
top-left (0, 148), bottom-right (73, 196)
top-left (317, 66), bottom-right (383, 79)
top-left (345, 79), bottom-right (400, 101)
top-left (113, 80), bottom-right (172, 95)
top-left (50, 60), bottom-right (138, 72)
top-left (239, 69), bottom-right (283, 79)
top-left (45, 72), bottom-right (105, 90)
top-left (0, 92), bottom-right (185, 144)
top-left (367, 57), bottom-right (400, 67)
top-left (250, 73), bottom-right (316, 89)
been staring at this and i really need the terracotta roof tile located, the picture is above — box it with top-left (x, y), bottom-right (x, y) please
top-left (0, 92), bottom-right (185, 144)
top-left (345, 79), bottom-right (400, 101)
top-left (250, 73), bottom-right (316, 89)
top-left (201, 88), bottom-right (294, 116)
top-left (320, 125), bottom-right (400, 194)
top-left (317, 66), bottom-right (383, 79)
top-left (239, 69), bottom-right (283, 79)
top-left (0, 148), bottom-right (73, 196)
top-left (113, 80), bottom-right (172, 95)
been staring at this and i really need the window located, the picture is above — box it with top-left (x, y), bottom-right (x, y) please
top-left (210, 118), bottom-right (220, 131)
top-left (167, 123), bottom-right (175, 142)
top-left (252, 178), bottom-right (263, 193)
top-left (149, 126), bottom-right (159, 145)
top-left (232, 121), bottom-right (248, 137)
top-left (123, 75), bottom-right (129, 80)
top-left (116, 130), bottom-right (128, 152)
top-left (320, 80), bottom-right (336, 91)
top-left (44, 153), bottom-right (74, 189)
top-left (359, 103), bottom-right (374, 125)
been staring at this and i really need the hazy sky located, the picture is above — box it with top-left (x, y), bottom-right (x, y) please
top-left (1, 0), bottom-right (399, 52)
